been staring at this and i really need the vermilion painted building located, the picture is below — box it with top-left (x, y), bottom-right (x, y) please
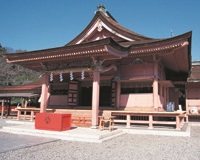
top-left (186, 61), bottom-right (200, 120)
top-left (3, 5), bottom-right (192, 127)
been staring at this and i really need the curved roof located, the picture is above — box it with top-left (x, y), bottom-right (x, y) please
top-left (66, 8), bottom-right (154, 46)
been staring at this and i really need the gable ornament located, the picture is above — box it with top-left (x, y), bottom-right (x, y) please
top-left (97, 22), bottom-right (103, 32)
top-left (96, 19), bottom-right (103, 32)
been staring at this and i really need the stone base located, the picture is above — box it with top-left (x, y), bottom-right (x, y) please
top-left (90, 125), bottom-right (98, 129)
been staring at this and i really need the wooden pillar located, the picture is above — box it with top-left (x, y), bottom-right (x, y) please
top-left (24, 98), bottom-right (27, 115)
top-left (40, 73), bottom-right (49, 113)
top-left (148, 115), bottom-right (153, 129)
top-left (91, 70), bottom-right (100, 128)
top-left (116, 81), bottom-right (121, 109)
top-left (163, 86), bottom-right (166, 108)
top-left (7, 98), bottom-right (11, 117)
top-left (1, 99), bottom-right (5, 119)
top-left (176, 115), bottom-right (180, 130)
top-left (126, 114), bottom-right (131, 128)
top-left (153, 79), bottom-right (159, 109)
top-left (153, 62), bottom-right (159, 109)
top-left (24, 98), bottom-right (28, 108)
top-left (185, 90), bottom-right (189, 114)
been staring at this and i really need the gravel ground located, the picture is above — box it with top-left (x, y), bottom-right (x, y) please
top-left (0, 119), bottom-right (200, 160)
top-left (0, 119), bottom-right (7, 128)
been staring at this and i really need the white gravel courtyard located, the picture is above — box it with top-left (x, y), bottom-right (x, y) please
top-left (0, 123), bottom-right (200, 160)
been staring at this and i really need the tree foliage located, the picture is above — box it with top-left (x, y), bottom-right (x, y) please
top-left (0, 44), bottom-right (40, 86)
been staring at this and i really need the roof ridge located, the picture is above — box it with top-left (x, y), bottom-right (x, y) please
top-left (66, 6), bottom-right (154, 46)
top-left (96, 4), bottom-right (117, 22)
top-left (99, 12), bottom-right (153, 41)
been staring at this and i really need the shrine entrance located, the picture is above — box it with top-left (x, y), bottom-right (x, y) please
top-left (99, 86), bottom-right (111, 106)
top-left (79, 86), bottom-right (92, 106)
top-left (79, 81), bottom-right (112, 107)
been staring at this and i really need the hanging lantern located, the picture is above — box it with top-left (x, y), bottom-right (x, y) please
top-left (70, 71), bottom-right (74, 81)
top-left (81, 70), bottom-right (85, 80)
top-left (50, 72), bottom-right (53, 82)
top-left (60, 72), bottom-right (63, 82)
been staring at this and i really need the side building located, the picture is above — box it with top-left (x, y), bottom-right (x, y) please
top-left (186, 61), bottom-right (200, 121)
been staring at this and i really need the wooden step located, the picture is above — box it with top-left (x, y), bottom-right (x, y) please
top-left (54, 109), bottom-right (92, 127)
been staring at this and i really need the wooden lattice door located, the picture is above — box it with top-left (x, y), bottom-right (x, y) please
top-left (68, 81), bottom-right (78, 108)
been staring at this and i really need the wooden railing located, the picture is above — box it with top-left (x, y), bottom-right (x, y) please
top-left (111, 110), bottom-right (186, 130)
top-left (16, 108), bottom-right (55, 121)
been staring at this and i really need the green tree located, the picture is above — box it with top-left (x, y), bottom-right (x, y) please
top-left (0, 43), bottom-right (11, 85)
top-left (0, 44), bottom-right (6, 52)
top-left (0, 44), bottom-right (40, 86)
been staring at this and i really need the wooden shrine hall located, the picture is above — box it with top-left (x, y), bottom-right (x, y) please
top-left (3, 5), bottom-right (192, 128)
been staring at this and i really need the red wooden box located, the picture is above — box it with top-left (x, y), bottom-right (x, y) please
top-left (35, 113), bottom-right (71, 131)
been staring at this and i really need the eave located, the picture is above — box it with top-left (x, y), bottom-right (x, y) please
top-left (0, 93), bottom-right (39, 98)
top-left (3, 38), bottom-right (128, 71)
top-left (129, 31), bottom-right (191, 56)
top-left (0, 85), bottom-right (41, 91)
top-left (129, 31), bottom-right (192, 73)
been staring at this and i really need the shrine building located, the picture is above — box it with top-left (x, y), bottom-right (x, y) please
top-left (3, 5), bottom-right (192, 127)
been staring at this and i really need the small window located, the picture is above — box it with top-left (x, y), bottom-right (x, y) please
top-left (121, 82), bottom-right (153, 94)
top-left (50, 83), bottom-right (68, 95)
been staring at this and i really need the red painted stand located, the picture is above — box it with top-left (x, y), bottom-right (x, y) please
top-left (35, 113), bottom-right (71, 131)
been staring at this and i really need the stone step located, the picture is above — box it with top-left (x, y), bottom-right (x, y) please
top-left (0, 122), bottom-right (125, 143)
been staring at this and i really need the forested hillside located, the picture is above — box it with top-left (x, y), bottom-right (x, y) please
top-left (0, 44), bottom-right (40, 86)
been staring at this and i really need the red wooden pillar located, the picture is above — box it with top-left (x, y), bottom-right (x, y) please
top-left (185, 90), bottom-right (189, 114)
top-left (153, 79), bottom-right (159, 108)
top-left (153, 62), bottom-right (159, 109)
top-left (40, 73), bottom-right (49, 113)
top-left (91, 70), bottom-right (100, 128)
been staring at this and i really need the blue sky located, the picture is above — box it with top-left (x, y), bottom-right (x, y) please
top-left (0, 0), bottom-right (199, 60)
